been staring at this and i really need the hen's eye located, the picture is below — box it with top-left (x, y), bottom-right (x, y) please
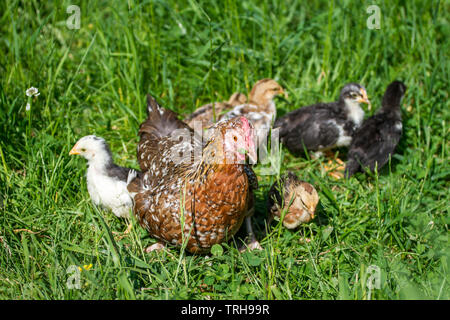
top-left (233, 136), bottom-right (238, 142)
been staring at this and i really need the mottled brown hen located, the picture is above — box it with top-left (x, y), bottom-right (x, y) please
top-left (128, 95), bottom-right (257, 254)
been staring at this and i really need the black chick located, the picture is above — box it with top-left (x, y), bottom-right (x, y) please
top-left (274, 83), bottom-right (371, 156)
top-left (345, 81), bottom-right (407, 177)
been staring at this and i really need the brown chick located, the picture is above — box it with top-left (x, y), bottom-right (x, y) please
top-left (185, 79), bottom-right (287, 146)
top-left (268, 171), bottom-right (319, 229)
top-left (184, 91), bottom-right (247, 128)
top-left (228, 92), bottom-right (247, 106)
top-left (219, 79), bottom-right (287, 146)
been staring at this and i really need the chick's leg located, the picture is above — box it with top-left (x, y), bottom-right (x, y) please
top-left (319, 150), bottom-right (345, 179)
top-left (113, 218), bottom-right (133, 240)
top-left (124, 218), bottom-right (132, 234)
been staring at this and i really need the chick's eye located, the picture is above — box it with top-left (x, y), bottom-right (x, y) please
top-left (81, 148), bottom-right (86, 152)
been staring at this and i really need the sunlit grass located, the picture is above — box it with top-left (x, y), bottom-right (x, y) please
top-left (0, 0), bottom-right (448, 299)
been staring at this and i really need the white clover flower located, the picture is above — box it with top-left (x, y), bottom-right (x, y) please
top-left (26, 87), bottom-right (40, 97)
top-left (177, 21), bottom-right (186, 35)
top-left (25, 103), bottom-right (31, 111)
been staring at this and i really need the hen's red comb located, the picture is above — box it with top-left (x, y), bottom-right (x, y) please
top-left (240, 116), bottom-right (250, 131)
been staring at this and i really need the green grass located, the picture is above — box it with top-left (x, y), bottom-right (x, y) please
top-left (0, 0), bottom-right (449, 300)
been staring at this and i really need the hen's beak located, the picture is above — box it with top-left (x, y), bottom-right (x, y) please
top-left (247, 147), bottom-right (258, 164)
top-left (240, 147), bottom-right (257, 164)
top-left (280, 89), bottom-right (289, 99)
top-left (69, 145), bottom-right (80, 155)
top-left (358, 88), bottom-right (371, 110)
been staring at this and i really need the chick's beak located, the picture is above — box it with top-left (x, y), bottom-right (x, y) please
top-left (358, 88), bottom-right (371, 110)
top-left (69, 144), bottom-right (80, 155)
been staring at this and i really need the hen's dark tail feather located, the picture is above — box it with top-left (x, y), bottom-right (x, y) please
top-left (139, 94), bottom-right (190, 141)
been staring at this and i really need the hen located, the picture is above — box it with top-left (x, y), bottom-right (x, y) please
top-left (268, 171), bottom-right (319, 229)
top-left (345, 81), bottom-right (406, 177)
top-left (128, 95), bottom-right (258, 254)
top-left (274, 83), bottom-right (371, 157)
top-left (69, 135), bottom-right (138, 219)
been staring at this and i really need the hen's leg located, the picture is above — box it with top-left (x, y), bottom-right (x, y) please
top-left (245, 216), bottom-right (262, 250)
top-left (239, 212), bottom-right (262, 252)
top-left (145, 242), bottom-right (165, 253)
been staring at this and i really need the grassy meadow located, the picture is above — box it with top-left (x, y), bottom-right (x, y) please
top-left (0, 0), bottom-right (449, 299)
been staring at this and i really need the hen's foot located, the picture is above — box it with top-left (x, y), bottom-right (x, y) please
top-left (247, 240), bottom-right (263, 251)
top-left (145, 242), bottom-right (165, 253)
top-left (239, 239), bottom-right (263, 252)
top-left (239, 216), bottom-right (263, 252)
top-left (238, 242), bottom-right (263, 252)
